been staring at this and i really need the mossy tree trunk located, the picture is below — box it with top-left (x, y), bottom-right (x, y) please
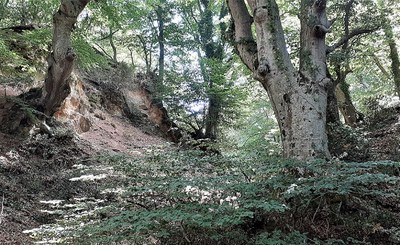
top-left (383, 24), bottom-right (400, 96)
top-left (202, 0), bottom-right (220, 140)
top-left (196, 0), bottom-right (224, 140)
top-left (335, 79), bottom-right (363, 127)
top-left (227, 0), bottom-right (331, 159)
top-left (42, 0), bottom-right (90, 115)
top-left (156, 3), bottom-right (165, 86)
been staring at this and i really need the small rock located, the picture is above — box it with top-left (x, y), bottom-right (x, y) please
top-left (94, 113), bottom-right (106, 120)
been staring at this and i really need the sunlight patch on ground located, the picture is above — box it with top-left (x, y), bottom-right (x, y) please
top-left (39, 209), bottom-right (64, 215)
top-left (69, 174), bottom-right (107, 181)
top-left (39, 200), bottom-right (64, 205)
top-left (25, 197), bottom-right (107, 243)
top-left (101, 187), bottom-right (126, 194)
top-left (72, 164), bottom-right (89, 170)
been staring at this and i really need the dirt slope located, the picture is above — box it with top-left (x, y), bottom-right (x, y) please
top-left (366, 107), bottom-right (400, 161)
top-left (0, 83), bottom-right (168, 243)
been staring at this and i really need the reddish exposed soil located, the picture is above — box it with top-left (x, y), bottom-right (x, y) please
top-left (80, 109), bottom-right (165, 154)
top-left (0, 89), bottom-right (168, 243)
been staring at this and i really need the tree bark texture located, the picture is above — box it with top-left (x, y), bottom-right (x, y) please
top-left (42, 0), bottom-right (90, 115)
top-left (335, 82), bottom-right (362, 127)
top-left (228, 0), bottom-right (331, 159)
top-left (326, 69), bottom-right (340, 125)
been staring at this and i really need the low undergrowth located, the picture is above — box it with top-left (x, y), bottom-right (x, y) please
top-left (37, 149), bottom-right (400, 244)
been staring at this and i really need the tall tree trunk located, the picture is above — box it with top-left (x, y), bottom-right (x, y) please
top-left (384, 25), bottom-right (400, 96)
top-left (331, 0), bottom-right (362, 127)
top-left (42, 0), bottom-right (90, 115)
top-left (156, 5), bottom-right (165, 86)
top-left (109, 27), bottom-right (118, 62)
top-left (198, 0), bottom-right (222, 140)
top-left (228, 0), bottom-right (331, 159)
top-left (335, 81), bottom-right (362, 127)
top-left (204, 90), bottom-right (219, 140)
top-left (326, 70), bottom-right (340, 125)
top-left (378, 0), bottom-right (400, 96)
top-left (138, 35), bottom-right (152, 74)
top-left (197, 49), bottom-right (220, 140)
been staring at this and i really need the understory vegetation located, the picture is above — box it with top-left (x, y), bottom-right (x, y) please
top-left (1, 0), bottom-right (400, 243)
top-left (28, 149), bottom-right (400, 244)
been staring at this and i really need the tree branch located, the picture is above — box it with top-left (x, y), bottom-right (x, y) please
top-left (93, 43), bottom-right (114, 60)
top-left (372, 54), bottom-right (391, 79)
top-left (226, 0), bottom-right (258, 72)
top-left (98, 29), bottom-right (119, 41)
top-left (327, 27), bottom-right (378, 54)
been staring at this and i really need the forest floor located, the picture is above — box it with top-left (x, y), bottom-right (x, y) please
top-left (366, 107), bottom-right (400, 162)
top-left (0, 91), bottom-right (169, 244)
top-left (0, 87), bottom-right (400, 244)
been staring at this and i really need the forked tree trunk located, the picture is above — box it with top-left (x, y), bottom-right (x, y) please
top-left (42, 0), bottom-right (90, 115)
top-left (228, 0), bottom-right (331, 159)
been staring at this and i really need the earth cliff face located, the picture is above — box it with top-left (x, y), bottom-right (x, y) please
top-left (0, 66), bottom-right (176, 244)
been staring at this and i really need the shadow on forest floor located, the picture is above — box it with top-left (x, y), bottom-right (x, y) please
top-left (0, 88), bottom-right (400, 244)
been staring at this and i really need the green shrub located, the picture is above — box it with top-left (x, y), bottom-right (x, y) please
top-left (62, 150), bottom-right (400, 245)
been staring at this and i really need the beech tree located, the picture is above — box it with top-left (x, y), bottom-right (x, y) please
top-left (227, 0), bottom-right (333, 159)
top-left (42, 0), bottom-right (90, 115)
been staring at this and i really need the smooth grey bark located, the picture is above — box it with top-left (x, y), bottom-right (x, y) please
top-left (42, 0), bottom-right (90, 115)
top-left (228, 0), bottom-right (331, 159)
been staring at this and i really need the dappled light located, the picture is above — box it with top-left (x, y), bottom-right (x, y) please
top-left (0, 0), bottom-right (400, 244)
